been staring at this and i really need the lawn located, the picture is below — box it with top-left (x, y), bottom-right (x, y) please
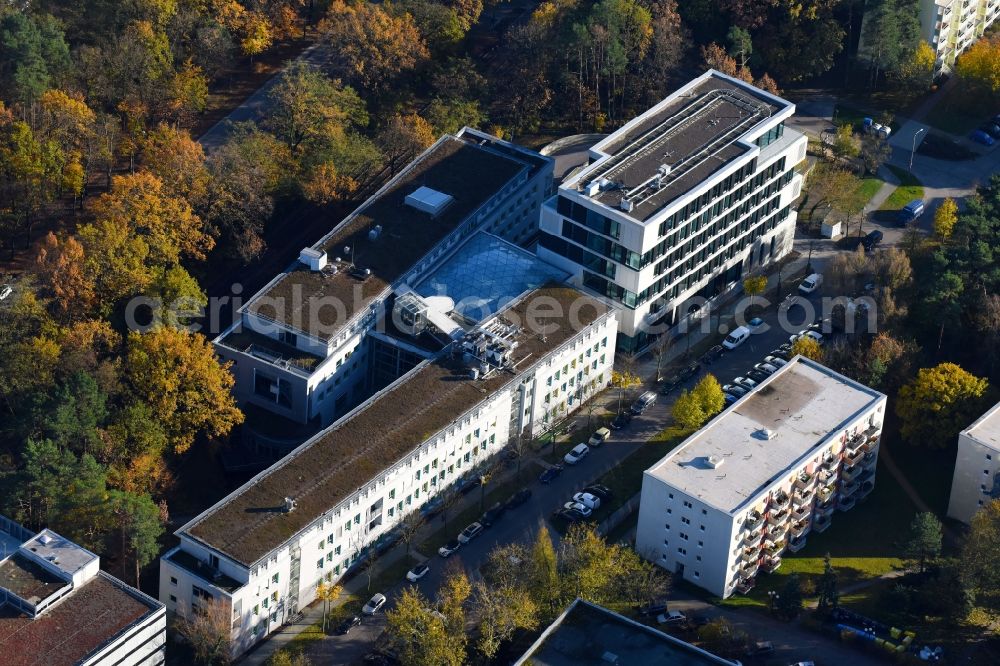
top-left (849, 175), bottom-right (885, 211)
top-left (878, 165), bottom-right (924, 212)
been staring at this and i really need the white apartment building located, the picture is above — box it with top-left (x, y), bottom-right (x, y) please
top-left (161, 285), bottom-right (617, 659)
top-left (947, 401), bottom-right (1000, 524)
top-left (920, 0), bottom-right (999, 74)
top-left (214, 127), bottom-right (553, 427)
top-left (635, 357), bottom-right (886, 598)
top-left (0, 516), bottom-right (166, 666)
top-left (538, 70), bottom-right (806, 352)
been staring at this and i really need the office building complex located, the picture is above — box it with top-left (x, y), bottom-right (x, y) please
top-left (947, 401), bottom-right (1000, 524)
top-left (920, 0), bottom-right (999, 74)
top-left (635, 357), bottom-right (886, 598)
top-left (538, 70), bottom-right (806, 351)
top-left (514, 598), bottom-right (737, 666)
top-left (162, 285), bottom-right (617, 658)
top-left (215, 128), bottom-right (553, 427)
top-left (0, 516), bottom-right (166, 666)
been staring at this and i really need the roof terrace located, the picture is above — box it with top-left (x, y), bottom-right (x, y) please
top-left (0, 555), bottom-right (66, 605)
top-left (246, 135), bottom-right (536, 342)
top-left (186, 286), bottom-right (609, 566)
top-left (569, 72), bottom-right (788, 222)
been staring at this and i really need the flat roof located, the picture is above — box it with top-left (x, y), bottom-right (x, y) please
top-left (0, 572), bottom-right (161, 666)
top-left (0, 555), bottom-right (65, 604)
top-left (19, 530), bottom-right (97, 581)
top-left (186, 286), bottom-right (609, 566)
top-left (514, 599), bottom-right (735, 666)
top-left (646, 357), bottom-right (885, 515)
top-left (246, 134), bottom-right (538, 341)
top-left (567, 71), bottom-right (788, 222)
top-left (963, 401), bottom-right (1000, 452)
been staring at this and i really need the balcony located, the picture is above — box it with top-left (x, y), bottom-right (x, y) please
top-left (821, 454), bottom-right (839, 472)
top-left (764, 539), bottom-right (786, 557)
top-left (791, 503), bottom-right (812, 522)
top-left (842, 464), bottom-right (862, 482)
top-left (845, 433), bottom-right (866, 454)
top-left (813, 514), bottom-right (831, 532)
top-left (766, 522), bottom-right (787, 541)
top-left (794, 487), bottom-right (814, 507)
top-left (771, 492), bottom-right (790, 509)
top-left (744, 511), bottom-right (765, 532)
top-left (838, 495), bottom-right (857, 511)
top-left (743, 530), bottom-right (763, 548)
top-left (742, 546), bottom-right (760, 562)
top-left (736, 577), bottom-right (756, 594)
top-left (843, 447), bottom-right (865, 467)
top-left (859, 480), bottom-right (875, 498)
top-left (742, 561), bottom-right (760, 578)
top-left (864, 439), bottom-right (880, 455)
top-left (862, 450), bottom-right (877, 467)
top-left (788, 536), bottom-right (808, 553)
top-left (762, 555), bottom-right (781, 573)
top-left (767, 508), bottom-right (790, 525)
top-left (790, 519), bottom-right (810, 538)
top-left (794, 471), bottom-right (814, 490)
top-left (816, 484), bottom-right (836, 504)
top-left (841, 480), bottom-right (860, 497)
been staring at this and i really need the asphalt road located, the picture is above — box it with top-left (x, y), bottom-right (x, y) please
top-left (303, 292), bottom-right (833, 664)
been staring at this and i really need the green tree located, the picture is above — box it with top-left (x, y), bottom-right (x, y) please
top-left (111, 490), bottom-right (164, 586)
top-left (529, 525), bottom-right (561, 616)
top-left (672, 389), bottom-right (705, 430)
top-left (472, 580), bottom-right (538, 659)
top-left (897, 40), bottom-right (936, 93)
top-left (860, 135), bottom-right (891, 175)
top-left (386, 587), bottom-right (464, 666)
top-left (0, 12), bottom-right (71, 104)
top-left (315, 582), bottom-right (343, 633)
top-left (147, 265), bottom-right (208, 327)
top-left (895, 362), bottom-right (988, 446)
top-left (40, 371), bottom-right (108, 455)
top-left (726, 25), bottom-right (752, 68)
top-left (933, 198), bottom-right (958, 239)
top-left (742, 274), bottom-right (767, 310)
top-left (859, 0), bottom-right (921, 88)
top-left (903, 512), bottom-right (942, 574)
top-left (438, 566), bottom-right (471, 644)
top-left (832, 124), bottom-right (860, 161)
top-left (960, 499), bottom-right (1000, 611)
top-left (816, 553), bottom-right (839, 613)
top-left (776, 573), bottom-right (804, 619)
top-left (791, 336), bottom-right (823, 361)
top-left (610, 369), bottom-right (641, 415)
top-left (691, 374), bottom-right (725, 420)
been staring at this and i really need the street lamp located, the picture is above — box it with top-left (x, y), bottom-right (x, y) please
top-left (909, 127), bottom-right (925, 171)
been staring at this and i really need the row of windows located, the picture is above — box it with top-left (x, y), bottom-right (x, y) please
top-left (538, 232), bottom-right (617, 279)
top-left (556, 196), bottom-right (622, 239)
top-left (755, 122), bottom-right (785, 148)
top-left (561, 219), bottom-right (642, 269)
top-left (655, 158), bottom-right (760, 236)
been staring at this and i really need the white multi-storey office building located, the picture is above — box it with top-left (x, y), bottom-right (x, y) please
top-left (161, 285), bottom-right (617, 659)
top-left (947, 401), bottom-right (1000, 524)
top-left (635, 357), bottom-right (886, 598)
top-left (538, 70), bottom-right (806, 351)
top-left (0, 516), bottom-right (166, 665)
top-left (919, 0), bottom-right (999, 74)
top-left (214, 128), bottom-right (553, 427)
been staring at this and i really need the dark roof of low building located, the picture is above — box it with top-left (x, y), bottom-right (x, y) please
top-left (0, 555), bottom-right (65, 604)
top-left (0, 572), bottom-right (162, 666)
top-left (186, 286), bottom-right (609, 566)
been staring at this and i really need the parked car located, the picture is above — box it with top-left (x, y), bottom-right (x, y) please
top-left (724, 393), bottom-right (738, 406)
top-left (563, 501), bottom-right (593, 517)
top-left (722, 383), bottom-right (747, 397)
top-left (458, 522), bottom-right (484, 544)
top-left (660, 376), bottom-right (683, 395)
top-left (764, 355), bottom-right (787, 368)
top-left (798, 273), bottom-right (823, 294)
top-left (777, 342), bottom-right (794, 354)
top-left (583, 484), bottom-right (613, 500)
top-left (610, 412), bottom-right (633, 430)
top-left (982, 123), bottom-right (1000, 139)
top-left (438, 539), bottom-right (462, 558)
top-left (863, 229), bottom-right (883, 252)
top-left (505, 488), bottom-right (532, 509)
top-left (701, 344), bottom-right (724, 364)
top-left (362, 593), bottom-right (387, 615)
top-left (722, 325), bottom-right (751, 350)
top-left (746, 369), bottom-right (770, 383)
top-left (335, 615), bottom-right (362, 635)
top-left (754, 362), bottom-right (779, 375)
top-left (745, 641), bottom-right (775, 656)
top-left (657, 610), bottom-right (688, 625)
top-left (588, 427), bottom-right (610, 447)
top-left (630, 391), bottom-right (657, 415)
top-left (564, 443), bottom-right (590, 465)
top-left (747, 317), bottom-right (765, 330)
top-left (734, 376), bottom-right (757, 390)
top-left (420, 497), bottom-right (445, 518)
top-left (480, 503), bottom-right (506, 528)
top-left (0, 284), bottom-right (11, 301)
top-left (456, 476), bottom-right (481, 495)
top-left (638, 602), bottom-right (668, 616)
top-left (406, 563), bottom-right (430, 582)
top-left (554, 507), bottom-right (586, 523)
top-left (680, 362), bottom-right (700, 381)
top-left (539, 464), bottom-right (564, 484)
top-left (790, 330), bottom-right (823, 345)
top-left (971, 129), bottom-right (995, 146)
top-left (572, 492), bottom-right (601, 510)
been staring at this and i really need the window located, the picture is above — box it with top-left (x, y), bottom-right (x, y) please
top-left (696, 555), bottom-right (702, 562)
top-left (253, 604), bottom-right (260, 615)
top-left (279, 330), bottom-right (297, 346)
top-left (169, 594), bottom-right (177, 603)
top-left (668, 493), bottom-right (674, 499)
top-left (698, 541), bottom-right (704, 547)
top-left (318, 540), bottom-right (324, 550)
top-left (683, 500), bottom-right (693, 508)
top-left (317, 558), bottom-right (324, 569)
top-left (170, 577), bottom-right (177, 585)
top-left (327, 552), bottom-right (333, 562)
top-left (272, 573), bottom-right (279, 584)
top-left (665, 524), bottom-right (671, 531)
top-left (681, 517), bottom-right (690, 525)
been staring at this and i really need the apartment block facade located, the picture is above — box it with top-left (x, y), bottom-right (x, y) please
top-left (214, 128), bottom-right (553, 428)
top-left (161, 286), bottom-right (617, 658)
top-left (947, 401), bottom-right (1000, 524)
top-left (920, 0), bottom-right (999, 74)
top-left (538, 70), bottom-right (806, 351)
top-left (0, 517), bottom-right (166, 666)
top-left (635, 357), bottom-right (886, 598)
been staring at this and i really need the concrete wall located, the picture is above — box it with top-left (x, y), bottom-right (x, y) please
top-left (947, 427), bottom-right (1000, 524)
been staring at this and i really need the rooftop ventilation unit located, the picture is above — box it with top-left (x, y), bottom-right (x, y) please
top-left (585, 180), bottom-right (602, 196)
top-left (405, 186), bottom-right (454, 217)
top-left (38, 534), bottom-right (53, 545)
top-left (658, 164), bottom-right (672, 177)
top-left (706, 455), bottom-right (724, 469)
top-left (298, 247), bottom-right (327, 271)
top-left (283, 497), bottom-right (297, 513)
top-left (757, 428), bottom-right (777, 440)
top-left (368, 224), bottom-right (383, 241)
top-left (619, 196), bottom-right (634, 212)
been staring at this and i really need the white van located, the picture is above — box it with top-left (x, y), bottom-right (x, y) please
top-left (722, 325), bottom-right (751, 350)
top-left (798, 273), bottom-right (823, 295)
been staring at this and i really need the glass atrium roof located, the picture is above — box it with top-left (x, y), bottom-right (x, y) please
top-left (415, 232), bottom-right (567, 322)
